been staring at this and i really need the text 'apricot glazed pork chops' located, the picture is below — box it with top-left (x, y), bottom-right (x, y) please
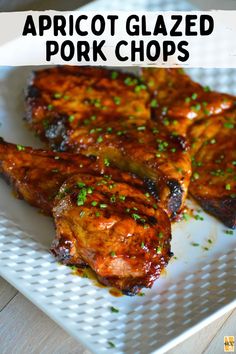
top-left (25, 66), bottom-right (192, 217)
top-left (0, 138), bottom-right (172, 294)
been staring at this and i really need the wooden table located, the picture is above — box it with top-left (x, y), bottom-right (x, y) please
top-left (0, 276), bottom-right (235, 353)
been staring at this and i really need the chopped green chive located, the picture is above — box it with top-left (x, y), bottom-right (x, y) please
top-left (100, 203), bottom-right (108, 208)
top-left (113, 96), bottom-right (121, 105)
top-left (132, 213), bottom-right (141, 221)
top-left (191, 92), bottom-right (198, 100)
top-left (119, 195), bottom-right (126, 201)
top-left (77, 182), bottom-right (86, 188)
top-left (193, 172), bottom-right (200, 180)
top-left (225, 184), bottom-right (231, 191)
top-left (110, 195), bottom-right (116, 203)
top-left (203, 86), bottom-right (211, 92)
top-left (191, 242), bottom-right (200, 247)
top-left (224, 122), bottom-right (234, 129)
top-left (91, 201), bottom-right (98, 207)
top-left (111, 71), bottom-right (118, 79)
top-left (54, 92), bottom-right (62, 98)
top-left (77, 188), bottom-right (87, 206)
top-left (150, 99), bottom-right (158, 108)
top-left (104, 158), bottom-right (110, 167)
top-left (68, 115), bottom-right (74, 122)
top-left (137, 125), bottom-right (146, 131)
top-left (97, 136), bottom-right (103, 143)
top-left (185, 97), bottom-right (191, 103)
top-left (110, 251), bottom-right (116, 257)
top-left (110, 306), bottom-right (119, 313)
top-left (47, 104), bottom-right (53, 110)
top-left (224, 230), bottom-right (234, 235)
top-left (16, 145), bottom-right (25, 151)
top-left (183, 213), bottom-right (190, 221)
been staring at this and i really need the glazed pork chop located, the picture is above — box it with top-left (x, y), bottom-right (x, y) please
top-left (0, 138), bottom-right (172, 294)
top-left (0, 138), bottom-right (145, 215)
top-left (141, 68), bottom-right (236, 228)
top-left (25, 66), bottom-right (192, 217)
top-left (52, 174), bottom-right (171, 294)
top-left (188, 112), bottom-right (236, 228)
top-left (141, 68), bottom-right (234, 136)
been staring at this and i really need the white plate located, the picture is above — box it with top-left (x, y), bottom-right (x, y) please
top-left (0, 63), bottom-right (236, 354)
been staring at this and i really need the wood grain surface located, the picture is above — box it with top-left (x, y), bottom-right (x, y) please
top-left (0, 277), bottom-right (235, 354)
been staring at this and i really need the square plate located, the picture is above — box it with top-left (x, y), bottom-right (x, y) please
top-left (0, 0), bottom-right (236, 350)
top-left (0, 64), bottom-right (236, 354)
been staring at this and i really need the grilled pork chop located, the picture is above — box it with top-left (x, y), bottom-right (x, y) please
top-left (141, 68), bottom-right (235, 135)
top-left (141, 68), bottom-right (236, 228)
top-left (0, 138), bottom-right (172, 293)
top-left (52, 174), bottom-right (171, 294)
top-left (0, 138), bottom-right (145, 215)
top-left (188, 112), bottom-right (236, 228)
top-left (25, 66), bottom-right (191, 217)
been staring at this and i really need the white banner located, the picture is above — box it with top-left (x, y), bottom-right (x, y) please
top-left (0, 11), bottom-right (236, 67)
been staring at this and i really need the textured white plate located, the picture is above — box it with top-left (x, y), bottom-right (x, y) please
top-left (1, 0), bottom-right (236, 349)
top-left (0, 64), bottom-right (236, 354)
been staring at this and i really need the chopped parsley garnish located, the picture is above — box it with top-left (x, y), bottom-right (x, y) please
top-left (150, 99), bottom-right (158, 108)
top-left (185, 97), bottom-right (191, 103)
top-left (119, 195), bottom-right (126, 201)
top-left (54, 92), bottom-right (62, 98)
top-left (137, 125), bottom-right (146, 131)
top-left (194, 214), bottom-right (204, 221)
top-left (100, 203), bottom-right (108, 208)
top-left (141, 241), bottom-right (145, 249)
top-left (113, 96), bottom-right (121, 105)
top-left (68, 115), bottom-right (74, 122)
top-left (193, 172), bottom-right (200, 180)
top-left (110, 195), bottom-right (116, 203)
top-left (134, 84), bottom-right (147, 93)
top-left (203, 247), bottom-right (209, 251)
top-left (104, 158), bottom-right (110, 167)
top-left (110, 251), bottom-right (116, 257)
top-left (77, 182), bottom-right (86, 188)
top-left (97, 136), bottom-right (103, 143)
top-left (47, 104), bottom-right (53, 110)
top-left (108, 341), bottom-right (116, 348)
top-left (132, 213), bottom-right (141, 221)
top-left (110, 306), bottom-right (119, 313)
top-left (191, 92), bottom-right (198, 100)
top-left (16, 145), bottom-right (25, 151)
top-left (203, 85), bottom-right (211, 92)
top-left (111, 71), bottom-right (118, 79)
top-left (183, 213), bottom-right (190, 221)
top-left (156, 246), bottom-right (162, 254)
top-left (77, 188), bottom-right (87, 206)
top-left (224, 230), bottom-right (234, 235)
top-left (225, 184), bottom-right (231, 191)
top-left (224, 122), bottom-right (234, 129)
